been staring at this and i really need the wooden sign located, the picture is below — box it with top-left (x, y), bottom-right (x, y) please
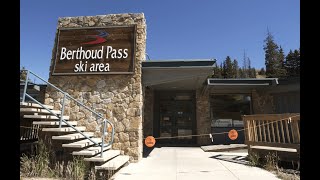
top-left (52, 25), bottom-right (136, 75)
top-left (228, 129), bottom-right (238, 140)
top-left (145, 136), bottom-right (156, 147)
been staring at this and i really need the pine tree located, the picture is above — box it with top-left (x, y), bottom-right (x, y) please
top-left (285, 50), bottom-right (295, 76)
top-left (293, 49), bottom-right (300, 76)
top-left (239, 68), bottom-right (244, 78)
top-left (278, 46), bottom-right (287, 77)
top-left (212, 63), bottom-right (223, 78)
top-left (263, 30), bottom-right (284, 77)
top-left (243, 51), bottom-right (248, 78)
top-left (247, 58), bottom-right (252, 78)
top-left (259, 68), bottom-right (266, 75)
top-left (232, 59), bottom-right (239, 78)
top-left (224, 56), bottom-right (233, 78)
top-left (286, 49), bottom-right (300, 77)
top-left (249, 68), bottom-right (256, 78)
top-left (222, 61), bottom-right (226, 78)
top-left (279, 47), bottom-right (286, 69)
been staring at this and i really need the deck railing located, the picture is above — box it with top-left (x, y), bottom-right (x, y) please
top-left (242, 113), bottom-right (300, 152)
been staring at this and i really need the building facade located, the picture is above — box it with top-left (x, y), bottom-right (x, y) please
top-left (43, 13), bottom-right (300, 162)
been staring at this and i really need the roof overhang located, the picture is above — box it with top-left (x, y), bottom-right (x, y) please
top-left (207, 78), bottom-right (279, 93)
top-left (142, 60), bottom-right (215, 90)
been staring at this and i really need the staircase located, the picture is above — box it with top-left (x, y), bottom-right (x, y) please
top-left (20, 70), bottom-right (130, 174)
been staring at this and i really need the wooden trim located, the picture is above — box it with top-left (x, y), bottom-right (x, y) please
top-left (290, 121), bottom-right (296, 143)
top-left (285, 119), bottom-right (291, 143)
top-left (258, 120), bottom-right (262, 142)
top-left (267, 119), bottom-right (271, 142)
top-left (271, 121), bottom-right (275, 143)
top-left (262, 120), bottom-right (267, 142)
top-left (275, 120), bottom-right (280, 143)
top-left (295, 121), bottom-right (300, 143)
top-left (253, 120), bottom-right (258, 142)
top-left (246, 118), bottom-right (251, 141)
top-left (280, 119), bottom-right (285, 143)
top-left (243, 116), bottom-right (249, 142)
top-left (246, 141), bottom-right (299, 150)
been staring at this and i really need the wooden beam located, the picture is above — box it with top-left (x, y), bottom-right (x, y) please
top-left (246, 141), bottom-right (300, 149)
top-left (280, 119), bottom-right (285, 143)
top-left (285, 119), bottom-right (291, 144)
top-left (258, 120), bottom-right (262, 142)
top-left (253, 120), bottom-right (258, 142)
top-left (271, 120), bottom-right (276, 143)
top-left (262, 120), bottom-right (267, 142)
top-left (275, 120), bottom-right (280, 143)
top-left (267, 120), bottom-right (271, 142)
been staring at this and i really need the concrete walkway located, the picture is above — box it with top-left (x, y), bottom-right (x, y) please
top-left (113, 147), bottom-right (279, 180)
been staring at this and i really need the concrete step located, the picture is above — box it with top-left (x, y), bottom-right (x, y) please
top-left (84, 150), bottom-right (120, 162)
top-left (72, 146), bottom-right (111, 156)
top-left (52, 132), bottom-right (94, 140)
top-left (20, 102), bottom-right (54, 109)
top-left (24, 114), bottom-right (70, 120)
top-left (42, 126), bottom-right (86, 132)
top-left (33, 121), bottom-right (77, 126)
top-left (95, 155), bottom-right (129, 170)
top-left (20, 108), bottom-right (61, 115)
top-left (62, 138), bottom-right (102, 148)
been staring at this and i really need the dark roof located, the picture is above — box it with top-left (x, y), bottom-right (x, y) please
top-left (207, 78), bottom-right (279, 86)
top-left (142, 59), bottom-right (215, 90)
top-left (277, 77), bottom-right (300, 85)
top-left (142, 59), bottom-right (216, 68)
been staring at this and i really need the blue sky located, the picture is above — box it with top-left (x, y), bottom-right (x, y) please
top-left (21, 0), bottom-right (300, 80)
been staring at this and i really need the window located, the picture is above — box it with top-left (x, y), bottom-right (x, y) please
top-left (210, 94), bottom-right (251, 128)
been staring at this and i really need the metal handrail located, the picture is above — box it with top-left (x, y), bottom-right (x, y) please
top-left (20, 69), bottom-right (115, 157)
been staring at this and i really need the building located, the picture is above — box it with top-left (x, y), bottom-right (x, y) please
top-left (22, 13), bottom-right (299, 163)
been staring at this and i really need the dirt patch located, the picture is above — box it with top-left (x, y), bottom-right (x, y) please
top-left (275, 168), bottom-right (300, 180)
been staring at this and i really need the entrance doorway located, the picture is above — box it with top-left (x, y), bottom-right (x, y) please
top-left (154, 91), bottom-right (196, 145)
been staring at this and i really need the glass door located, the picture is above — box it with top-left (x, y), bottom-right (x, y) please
top-left (159, 97), bottom-right (195, 145)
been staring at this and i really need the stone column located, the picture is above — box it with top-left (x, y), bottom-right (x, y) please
top-left (196, 89), bottom-right (211, 145)
top-left (251, 89), bottom-right (276, 114)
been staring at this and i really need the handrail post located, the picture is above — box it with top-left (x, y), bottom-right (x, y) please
top-left (22, 70), bottom-right (29, 103)
top-left (101, 120), bottom-right (107, 158)
top-left (59, 92), bottom-right (67, 128)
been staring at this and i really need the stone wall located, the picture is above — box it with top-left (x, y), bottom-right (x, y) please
top-left (251, 89), bottom-right (276, 114)
top-left (143, 87), bottom-right (153, 137)
top-left (45, 13), bottom-right (146, 162)
top-left (196, 89), bottom-right (211, 145)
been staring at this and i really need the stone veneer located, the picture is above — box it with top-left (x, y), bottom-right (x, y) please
top-left (196, 89), bottom-right (211, 145)
top-left (251, 89), bottom-right (276, 114)
top-left (142, 87), bottom-right (153, 137)
top-left (45, 13), bottom-right (146, 162)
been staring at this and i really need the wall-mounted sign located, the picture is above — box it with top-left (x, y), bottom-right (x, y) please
top-left (52, 25), bottom-right (136, 75)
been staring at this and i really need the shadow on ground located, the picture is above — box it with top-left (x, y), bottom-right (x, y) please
top-left (143, 145), bottom-right (154, 158)
top-left (209, 154), bottom-right (248, 165)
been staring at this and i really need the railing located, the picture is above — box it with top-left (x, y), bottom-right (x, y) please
top-left (20, 124), bottom-right (40, 141)
top-left (20, 69), bottom-right (115, 157)
top-left (242, 113), bottom-right (300, 152)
